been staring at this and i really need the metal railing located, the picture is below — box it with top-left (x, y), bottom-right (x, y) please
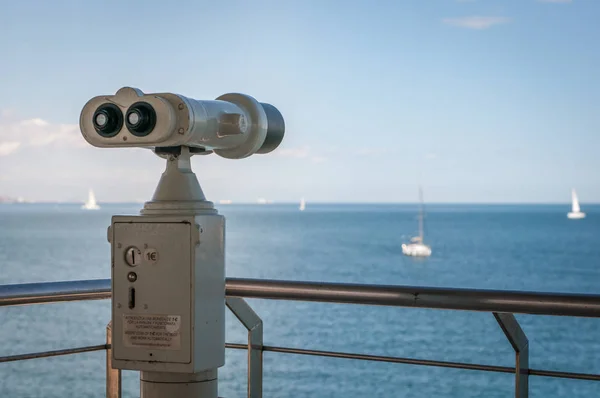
top-left (1, 278), bottom-right (600, 398)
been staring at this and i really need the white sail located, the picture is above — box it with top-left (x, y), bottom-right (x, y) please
top-left (567, 188), bottom-right (585, 219)
top-left (299, 197), bottom-right (306, 211)
top-left (82, 189), bottom-right (100, 210)
top-left (402, 187), bottom-right (431, 257)
top-left (571, 189), bottom-right (580, 213)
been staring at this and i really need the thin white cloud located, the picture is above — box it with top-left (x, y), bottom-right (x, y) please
top-left (311, 156), bottom-right (328, 164)
top-left (425, 153), bottom-right (437, 160)
top-left (275, 145), bottom-right (328, 163)
top-left (0, 142), bottom-right (21, 156)
top-left (537, 0), bottom-right (571, 3)
top-left (442, 16), bottom-right (511, 30)
top-left (0, 111), bottom-right (84, 156)
top-left (276, 145), bottom-right (311, 159)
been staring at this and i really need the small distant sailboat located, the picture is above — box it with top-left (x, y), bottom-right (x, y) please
top-left (567, 189), bottom-right (585, 219)
top-left (82, 189), bottom-right (100, 210)
top-left (299, 197), bottom-right (306, 211)
top-left (402, 187), bottom-right (432, 257)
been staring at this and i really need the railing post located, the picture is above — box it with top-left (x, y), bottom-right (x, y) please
top-left (106, 322), bottom-right (122, 398)
top-left (226, 297), bottom-right (263, 398)
top-left (494, 313), bottom-right (529, 398)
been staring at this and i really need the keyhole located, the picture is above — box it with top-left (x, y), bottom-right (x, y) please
top-left (125, 247), bottom-right (142, 267)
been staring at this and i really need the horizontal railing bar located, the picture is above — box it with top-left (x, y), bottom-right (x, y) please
top-left (1, 278), bottom-right (600, 317)
top-left (226, 343), bottom-right (250, 350)
top-left (529, 368), bottom-right (600, 382)
top-left (226, 278), bottom-right (600, 318)
top-left (3, 342), bottom-right (598, 383)
top-left (266, 345), bottom-right (514, 373)
top-left (0, 344), bottom-right (108, 363)
top-left (227, 343), bottom-right (600, 381)
top-left (228, 343), bottom-right (513, 373)
top-left (0, 279), bottom-right (111, 307)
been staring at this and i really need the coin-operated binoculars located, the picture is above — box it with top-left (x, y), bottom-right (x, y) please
top-left (80, 87), bottom-right (285, 398)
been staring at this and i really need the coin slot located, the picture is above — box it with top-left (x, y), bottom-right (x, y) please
top-left (128, 287), bottom-right (136, 309)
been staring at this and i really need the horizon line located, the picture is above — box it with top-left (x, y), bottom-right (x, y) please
top-left (2, 201), bottom-right (599, 206)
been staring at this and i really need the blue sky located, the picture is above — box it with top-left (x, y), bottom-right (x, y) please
top-left (0, 0), bottom-right (598, 203)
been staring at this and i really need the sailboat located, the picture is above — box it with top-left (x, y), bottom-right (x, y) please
top-left (402, 187), bottom-right (432, 257)
top-left (82, 189), bottom-right (100, 210)
top-left (299, 197), bottom-right (306, 211)
top-left (567, 189), bottom-right (585, 219)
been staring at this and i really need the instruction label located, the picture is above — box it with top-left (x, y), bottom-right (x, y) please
top-left (123, 314), bottom-right (181, 350)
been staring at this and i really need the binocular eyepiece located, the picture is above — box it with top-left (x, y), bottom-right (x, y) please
top-left (92, 103), bottom-right (123, 138)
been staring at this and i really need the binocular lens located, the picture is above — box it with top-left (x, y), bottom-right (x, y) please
top-left (95, 113), bottom-right (108, 127)
top-left (126, 102), bottom-right (156, 137)
top-left (93, 104), bottom-right (123, 137)
top-left (257, 103), bottom-right (285, 154)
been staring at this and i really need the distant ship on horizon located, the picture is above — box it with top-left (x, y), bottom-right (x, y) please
top-left (82, 189), bottom-right (100, 210)
top-left (0, 196), bottom-right (32, 204)
top-left (257, 198), bottom-right (274, 205)
top-left (299, 197), bottom-right (306, 211)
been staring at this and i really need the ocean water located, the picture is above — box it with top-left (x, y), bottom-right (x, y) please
top-left (0, 203), bottom-right (599, 397)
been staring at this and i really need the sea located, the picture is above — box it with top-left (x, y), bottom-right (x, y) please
top-left (0, 203), bottom-right (599, 398)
